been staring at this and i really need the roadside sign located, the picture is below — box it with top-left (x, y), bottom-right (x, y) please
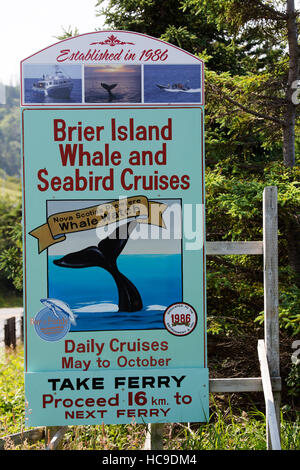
top-left (21, 31), bottom-right (208, 426)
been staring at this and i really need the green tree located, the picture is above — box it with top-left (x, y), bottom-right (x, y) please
top-left (96, 0), bottom-right (252, 73)
top-left (97, 1), bottom-right (300, 165)
top-left (183, 0), bottom-right (299, 167)
top-left (0, 195), bottom-right (22, 292)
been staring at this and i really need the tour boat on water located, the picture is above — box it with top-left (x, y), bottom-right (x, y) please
top-left (156, 81), bottom-right (191, 92)
top-left (32, 66), bottom-right (73, 98)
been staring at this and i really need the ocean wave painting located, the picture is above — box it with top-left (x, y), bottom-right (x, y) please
top-left (48, 254), bottom-right (182, 332)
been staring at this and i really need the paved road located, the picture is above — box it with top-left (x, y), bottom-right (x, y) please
top-left (0, 307), bottom-right (23, 320)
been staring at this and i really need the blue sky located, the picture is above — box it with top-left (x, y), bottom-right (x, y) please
top-left (0, 0), bottom-right (104, 85)
top-left (1, 1), bottom-right (300, 86)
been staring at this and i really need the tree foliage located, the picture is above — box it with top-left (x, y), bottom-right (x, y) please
top-left (98, 0), bottom-right (299, 163)
top-left (96, 0), bottom-right (253, 73)
top-left (0, 194), bottom-right (22, 291)
top-left (206, 160), bottom-right (300, 336)
top-left (182, 0), bottom-right (300, 166)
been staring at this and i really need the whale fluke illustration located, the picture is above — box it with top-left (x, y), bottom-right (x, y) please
top-left (101, 83), bottom-right (117, 93)
top-left (53, 221), bottom-right (143, 313)
top-left (40, 298), bottom-right (77, 325)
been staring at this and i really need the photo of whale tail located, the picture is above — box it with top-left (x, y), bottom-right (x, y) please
top-left (53, 221), bottom-right (143, 313)
top-left (101, 82), bottom-right (118, 93)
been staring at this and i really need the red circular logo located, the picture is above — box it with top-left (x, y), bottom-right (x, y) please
top-left (163, 303), bottom-right (197, 336)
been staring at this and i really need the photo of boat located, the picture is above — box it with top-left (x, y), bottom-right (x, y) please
top-left (156, 82), bottom-right (191, 91)
top-left (144, 64), bottom-right (202, 103)
top-left (32, 65), bottom-right (74, 99)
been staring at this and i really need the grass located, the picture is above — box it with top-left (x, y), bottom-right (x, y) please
top-left (0, 346), bottom-right (24, 437)
top-left (167, 409), bottom-right (300, 450)
top-left (0, 345), bottom-right (299, 450)
top-left (0, 177), bottom-right (21, 200)
top-left (0, 286), bottom-right (22, 308)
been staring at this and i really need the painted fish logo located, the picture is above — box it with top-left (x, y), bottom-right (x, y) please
top-left (33, 298), bottom-right (77, 341)
top-left (40, 298), bottom-right (77, 325)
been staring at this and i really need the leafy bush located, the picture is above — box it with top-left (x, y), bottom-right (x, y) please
top-left (0, 195), bottom-right (22, 292)
top-left (0, 347), bottom-right (24, 436)
top-left (206, 161), bottom-right (300, 337)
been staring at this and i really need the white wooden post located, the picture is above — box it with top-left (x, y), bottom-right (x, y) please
top-left (263, 186), bottom-right (280, 449)
top-left (45, 426), bottom-right (66, 450)
top-left (257, 340), bottom-right (281, 450)
top-left (144, 423), bottom-right (164, 450)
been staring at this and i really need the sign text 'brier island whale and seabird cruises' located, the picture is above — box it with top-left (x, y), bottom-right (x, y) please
top-left (21, 31), bottom-right (208, 426)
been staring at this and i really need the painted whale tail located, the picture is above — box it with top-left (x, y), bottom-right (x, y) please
top-left (101, 83), bottom-right (117, 93)
top-left (53, 221), bottom-right (143, 312)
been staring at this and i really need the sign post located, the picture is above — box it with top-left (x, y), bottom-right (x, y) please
top-left (21, 31), bottom-right (208, 426)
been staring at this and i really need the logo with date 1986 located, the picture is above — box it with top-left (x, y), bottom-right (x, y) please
top-left (163, 302), bottom-right (197, 336)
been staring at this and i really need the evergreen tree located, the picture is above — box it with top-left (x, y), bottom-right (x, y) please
top-left (96, 0), bottom-right (251, 73)
top-left (182, 0), bottom-right (299, 167)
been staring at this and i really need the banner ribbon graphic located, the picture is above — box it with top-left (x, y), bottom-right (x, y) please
top-left (29, 196), bottom-right (167, 253)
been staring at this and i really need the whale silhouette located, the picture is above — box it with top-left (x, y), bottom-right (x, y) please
top-left (101, 83), bottom-right (118, 102)
top-left (53, 221), bottom-right (143, 312)
top-left (40, 298), bottom-right (77, 325)
top-left (101, 83), bottom-right (117, 93)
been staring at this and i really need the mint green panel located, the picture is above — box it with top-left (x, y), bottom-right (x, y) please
top-left (22, 106), bottom-right (207, 425)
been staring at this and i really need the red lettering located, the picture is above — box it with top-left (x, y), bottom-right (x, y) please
top-left (59, 144), bottom-right (78, 166)
top-left (37, 169), bottom-right (49, 191)
top-left (180, 175), bottom-right (190, 189)
top-left (56, 49), bottom-right (70, 62)
top-left (42, 394), bottom-right (53, 408)
top-left (120, 168), bottom-right (133, 190)
top-left (51, 176), bottom-right (61, 191)
top-left (53, 119), bottom-right (66, 141)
